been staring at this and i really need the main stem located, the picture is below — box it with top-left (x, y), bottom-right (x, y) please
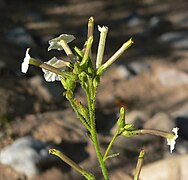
top-left (87, 78), bottom-right (109, 180)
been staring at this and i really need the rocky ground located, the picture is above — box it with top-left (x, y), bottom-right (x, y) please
top-left (0, 0), bottom-right (188, 179)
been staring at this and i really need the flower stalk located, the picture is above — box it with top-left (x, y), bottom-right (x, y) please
top-left (86, 77), bottom-right (109, 179)
top-left (49, 149), bottom-right (95, 180)
top-left (134, 150), bottom-right (145, 180)
top-left (97, 38), bottom-right (134, 75)
top-left (122, 127), bottom-right (179, 153)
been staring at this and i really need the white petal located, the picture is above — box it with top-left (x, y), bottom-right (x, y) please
top-left (21, 48), bottom-right (31, 73)
top-left (98, 25), bottom-right (108, 32)
top-left (167, 127), bottom-right (179, 153)
top-left (167, 139), bottom-right (175, 153)
top-left (48, 34), bottom-right (75, 51)
top-left (42, 57), bottom-right (66, 82)
top-left (172, 127), bottom-right (179, 139)
top-left (43, 69), bottom-right (61, 82)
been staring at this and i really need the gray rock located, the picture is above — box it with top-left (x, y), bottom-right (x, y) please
top-left (175, 139), bottom-right (188, 155)
top-left (125, 110), bottom-right (149, 129)
top-left (127, 61), bottom-right (150, 75)
top-left (29, 76), bottom-right (53, 103)
top-left (144, 112), bottom-right (175, 131)
top-left (158, 69), bottom-right (188, 86)
top-left (158, 31), bottom-right (188, 49)
top-left (149, 16), bottom-right (161, 27)
top-left (147, 16), bottom-right (172, 36)
top-left (5, 27), bottom-right (36, 48)
top-left (0, 136), bottom-right (51, 177)
top-left (169, 12), bottom-right (188, 28)
top-left (171, 104), bottom-right (188, 118)
top-left (114, 65), bottom-right (131, 80)
top-left (126, 14), bottom-right (144, 27)
top-left (104, 64), bottom-right (131, 81)
top-left (140, 154), bottom-right (188, 180)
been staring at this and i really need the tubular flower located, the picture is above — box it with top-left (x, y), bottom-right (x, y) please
top-left (48, 34), bottom-right (75, 51)
top-left (42, 57), bottom-right (69, 82)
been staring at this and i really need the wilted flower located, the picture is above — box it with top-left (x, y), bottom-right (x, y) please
top-left (42, 57), bottom-right (69, 82)
top-left (21, 48), bottom-right (31, 73)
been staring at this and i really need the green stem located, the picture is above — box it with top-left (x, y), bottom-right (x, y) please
top-left (49, 149), bottom-right (95, 180)
top-left (97, 38), bottom-right (133, 75)
top-left (103, 132), bottom-right (119, 162)
top-left (134, 150), bottom-right (145, 180)
top-left (87, 78), bottom-right (109, 180)
top-left (59, 40), bottom-right (76, 62)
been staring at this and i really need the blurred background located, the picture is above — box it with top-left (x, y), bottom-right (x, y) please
top-left (0, 0), bottom-right (188, 179)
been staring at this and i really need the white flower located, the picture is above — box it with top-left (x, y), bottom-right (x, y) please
top-left (48, 34), bottom-right (75, 51)
top-left (167, 127), bottom-right (179, 153)
top-left (42, 57), bottom-right (68, 82)
top-left (21, 48), bottom-right (31, 73)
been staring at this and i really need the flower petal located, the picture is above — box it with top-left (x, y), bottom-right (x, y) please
top-left (167, 127), bottom-right (179, 153)
top-left (21, 48), bottom-right (31, 73)
top-left (48, 34), bottom-right (75, 51)
top-left (42, 57), bottom-right (67, 82)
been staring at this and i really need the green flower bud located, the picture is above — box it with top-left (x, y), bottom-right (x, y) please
top-left (117, 107), bottom-right (126, 130)
top-left (73, 98), bottom-right (89, 121)
top-left (74, 46), bottom-right (84, 61)
top-left (93, 75), bottom-right (100, 89)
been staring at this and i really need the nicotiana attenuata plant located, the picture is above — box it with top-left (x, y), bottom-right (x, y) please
top-left (21, 17), bottom-right (178, 180)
